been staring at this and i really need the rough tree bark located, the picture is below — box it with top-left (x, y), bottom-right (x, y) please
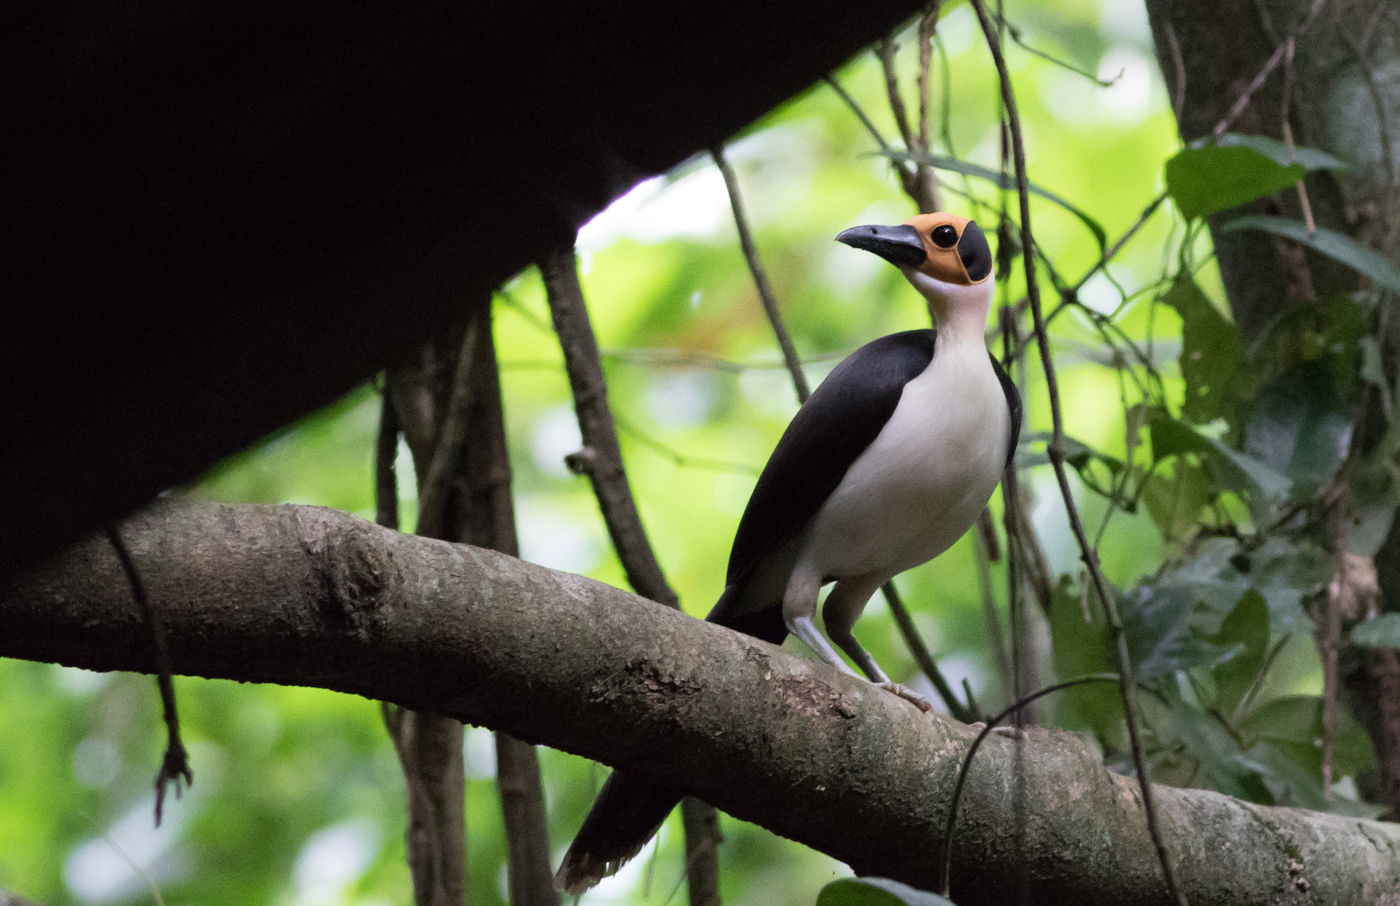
top-left (6, 500), bottom-right (1399, 906)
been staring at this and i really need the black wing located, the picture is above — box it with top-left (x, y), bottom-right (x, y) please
top-left (989, 352), bottom-right (1022, 470)
top-left (724, 329), bottom-right (937, 588)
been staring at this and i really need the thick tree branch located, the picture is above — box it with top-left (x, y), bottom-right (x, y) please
top-left (5, 499), bottom-right (1399, 906)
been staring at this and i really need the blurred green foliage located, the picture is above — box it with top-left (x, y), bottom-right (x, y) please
top-left (3, 1), bottom-right (1387, 904)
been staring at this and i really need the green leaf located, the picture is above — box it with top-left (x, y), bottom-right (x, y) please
top-left (1165, 146), bottom-right (1304, 220)
top-left (1148, 410), bottom-right (1292, 508)
top-left (1221, 216), bottom-right (1400, 294)
top-left (1166, 695), bottom-right (1273, 802)
top-left (1120, 583), bottom-right (1240, 683)
top-left (1160, 274), bottom-right (1246, 422)
top-left (884, 151), bottom-right (1108, 251)
top-left (1240, 695), bottom-right (1377, 779)
top-left (1165, 134), bottom-right (1348, 221)
top-left (1204, 133), bottom-right (1350, 172)
top-left (1166, 536), bottom-right (1322, 633)
top-left (1209, 591), bottom-right (1269, 716)
top-left (1141, 456), bottom-right (1215, 542)
top-left (1351, 613), bottom-right (1400, 648)
top-left (1244, 360), bottom-right (1355, 494)
top-left (818, 877), bottom-right (956, 906)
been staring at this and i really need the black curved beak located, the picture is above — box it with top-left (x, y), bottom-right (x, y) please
top-left (835, 223), bottom-right (926, 269)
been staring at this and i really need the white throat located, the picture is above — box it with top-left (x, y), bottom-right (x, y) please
top-left (904, 269), bottom-right (995, 342)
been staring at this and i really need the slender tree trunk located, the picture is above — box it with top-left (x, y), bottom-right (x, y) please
top-left (383, 317), bottom-right (480, 906)
top-left (456, 310), bottom-right (559, 906)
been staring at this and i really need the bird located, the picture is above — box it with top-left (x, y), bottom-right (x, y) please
top-left (554, 211), bottom-right (1022, 894)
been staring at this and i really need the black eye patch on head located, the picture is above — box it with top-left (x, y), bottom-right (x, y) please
top-left (957, 220), bottom-right (992, 282)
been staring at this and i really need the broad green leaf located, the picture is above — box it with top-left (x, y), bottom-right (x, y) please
top-left (1209, 591), bottom-right (1269, 716)
top-left (1222, 216), bottom-right (1400, 294)
top-left (1165, 145), bottom-right (1304, 220)
top-left (1148, 410), bottom-right (1292, 507)
top-left (1141, 457), bottom-right (1215, 542)
top-left (1351, 613), bottom-right (1400, 648)
top-left (1347, 467), bottom-right (1400, 557)
top-left (1248, 740), bottom-right (1385, 816)
top-left (818, 877), bottom-right (956, 906)
top-left (1244, 360), bottom-right (1355, 494)
top-left (1049, 577), bottom-right (1123, 738)
top-left (1239, 695), bottom-right (1377, 778)
top-left (1167, 695), bottom-right (1273, 802)
top-left (884, 151), bottom-right (1108, 251)
top-left (1161, 274), bottom-right (1246, 422)
top-left (1165, 135), bottom-right (1348, 221)
top-left (1248, 739), bottom-right (1327, 810)
top-left (1120, 583), bottom-right (1240, 683)
top-left (1166, 536), bottom-right (1322, 633)
top-left (1204, 133), bottom-right (1350, 172)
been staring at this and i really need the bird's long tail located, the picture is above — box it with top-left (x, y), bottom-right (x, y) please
top-left (555, 583), bottom-right (788, 893)
top-left (553, 770), bottom-right (684, 894)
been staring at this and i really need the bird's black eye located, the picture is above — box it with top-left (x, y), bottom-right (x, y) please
top-left (930, 224), bottom-right (958, 248)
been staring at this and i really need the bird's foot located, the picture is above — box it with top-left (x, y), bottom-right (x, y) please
top-left (969, 721), bottom-right (1025, 739)
top-left (876, 681), bottom-right (932, 713)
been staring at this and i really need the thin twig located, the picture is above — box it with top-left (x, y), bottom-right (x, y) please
top-left (884, 580), bottom-right (979, 722)
top-left (916, 5), bottom-right (939, 173)
top-left (824, 75), bottom-right (907, 167)
top-left (542, 247), bottom-right (679, 607)
top-left (105, 525), bottom-right (191, 827)
top-left (967, 2), bottom-right (1185, 902)
top-left (613, 412), bottom-right (759, 477)
top-left (1164, 22), bottom-right (1187, 118)
top-left (606, 346), bottom-right (846, 374)
top-left (375, 388), bottom-right (400, 530)
top-left (879, 35), bottom-right (917, 154)
top-left (878, 30), bottom-right (938, 212)
top-left (973, 527), bottom-right (1012, 692)
top-left (458, 311), bottom-right (559, 906)
top-left (1210, 0), bottom-right (1329, 138)
top-left (711, 144), bottom-right (810, 402)
top-left (1069, 193), bottom-right (1169, 295)
top-left (989, 12), bottom-right (1120, 87)
top-left (939, 674), bottom-right (1121, 896)
top-left (384, 317), bottom-right (490, 906)
top-left (999, 307), bottom-right (1030, 709)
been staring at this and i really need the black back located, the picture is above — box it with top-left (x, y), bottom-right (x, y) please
top-left (990, 352), bottom-right (1022, 470)
top-left (725, 329), bottom-right (937, 589)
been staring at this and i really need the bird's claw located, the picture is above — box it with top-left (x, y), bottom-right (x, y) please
top-left (969, 721), bottom-right (1025, 739)
top-left (877, 681), bottom-right (932, 713)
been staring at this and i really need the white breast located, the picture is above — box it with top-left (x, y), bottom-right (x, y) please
top-left (796, 334), bottom-right (1009, 582)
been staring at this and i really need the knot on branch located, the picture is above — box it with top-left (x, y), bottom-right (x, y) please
top-left (774, 674), bottom-right (859, 720)
top-left (318, 520), bottom-right (400, 634)
top-left (565, 447), bottom-right (599, 475)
